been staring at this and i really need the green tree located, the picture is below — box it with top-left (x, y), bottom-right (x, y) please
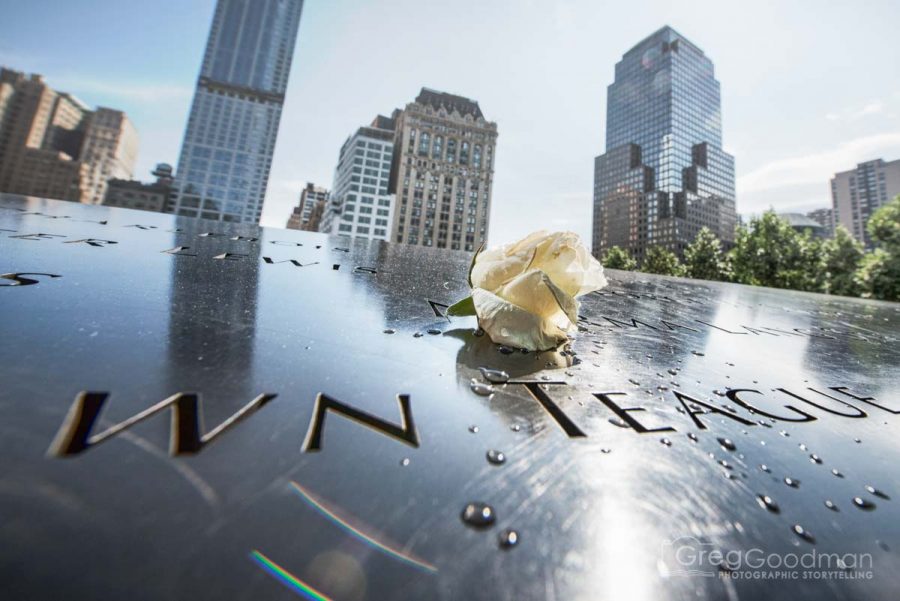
top-left (855, 249), bottom-right (900, 302)
top-left (867, 194), bottom-right (900, 248)
top-left (641, 246), bottom-right (684, 276)
top-left (795, 232), bottom-right (827, 293)
top-left (822, 225), bottom-right (864, 296)
top-left (855, 195), bottom-right (900, 301)
top-left (684, 227), bottom-right (728, 281)
top-left (729, 211), bottom-right (809, 290)
top-left (602, 246), bottom-right (637, 270)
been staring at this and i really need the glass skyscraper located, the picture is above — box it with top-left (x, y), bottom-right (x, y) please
top-left (169, 0), bottom-right (304, 223)
top-left (593, 26), bottom-right (736, 262)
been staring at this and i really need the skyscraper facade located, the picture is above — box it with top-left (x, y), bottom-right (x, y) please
top-left (286, 182), bottom-right (328, 231)
top-left (389, 89), bottom-right (497, 251)
top-left (169, 0), bottom-right (303, 223)
top-left (593, 26), bottom-right (736, 262)
top-left (831, 158), bottom-right (900, 248)
top-left (319, 116), bottom-right (396, 241)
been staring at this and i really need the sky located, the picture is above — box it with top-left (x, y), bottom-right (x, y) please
top-left (2, 0), bottom-right (899, 245)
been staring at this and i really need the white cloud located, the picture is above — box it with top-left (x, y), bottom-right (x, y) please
top-left (51, 75), bottom-right (192, 104)
top-left (825, 98), bottom-right (891, 122)
top-left (851, 100), bottom-right (885, 119)
top-left (738, 131), bottom-right (900, 195)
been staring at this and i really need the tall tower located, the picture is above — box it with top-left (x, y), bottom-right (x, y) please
top-left (169, 0), bottom-right (304, 223)
top-left (389, 89), bottom-right (497, 252)
top-left (593, 26), bottom-right (736, 262)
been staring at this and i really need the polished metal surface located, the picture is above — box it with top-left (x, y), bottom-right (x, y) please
top-left (1, 193), bottom-right (899, 601)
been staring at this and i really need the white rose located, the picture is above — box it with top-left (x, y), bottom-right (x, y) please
top-left (451, 231), bottom-right (607, 351)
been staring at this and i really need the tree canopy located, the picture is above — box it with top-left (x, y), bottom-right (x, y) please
top-left (602, 246), bottom-right (637, 271)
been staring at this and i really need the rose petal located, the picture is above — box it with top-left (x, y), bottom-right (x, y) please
top-left (470, 230), bottom-right (550, 291)
top-left (506, 229), bottom-right (550, 256)
top-left (470, 250), bottom-right (531, 292)
top-left (495, 269), bottom-right (574, 328)
top-left (541, 271), bottom-right (579, 326)
top-left (472, 288), bottom-right (569, 351)
top-left (575, 249), bottom-right (608, 297)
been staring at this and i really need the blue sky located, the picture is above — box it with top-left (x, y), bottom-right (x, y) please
top-left (2, 0), bottom-right (899, 244)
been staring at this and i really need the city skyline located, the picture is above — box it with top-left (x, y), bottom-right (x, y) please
top-left (2, 0), bottom-right (899, 245)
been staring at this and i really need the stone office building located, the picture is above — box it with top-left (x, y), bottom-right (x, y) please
top-left (830, 157), bottom-right (900, 248)
top-left (0, 68), bottom-right (137, 204)
top-left (286, 182), bottom-right (329, 231)
top-left (389, 88), bottom-right (497, 251)
top-left (593, 27), bottom-right (736, 263)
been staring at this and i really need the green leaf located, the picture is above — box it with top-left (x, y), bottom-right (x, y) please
top-left (446, 295), bottom-right (476, 316)
top-left (467, 242), bottom-right (485, 288)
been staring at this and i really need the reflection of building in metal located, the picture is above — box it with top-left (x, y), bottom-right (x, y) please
top-left (830, 158), bottom-right (900, 248)
top-left (388, 89), bottom-right (498, 251)
top-left (169, 0), bottom-right (304, 223)
top-left (320, 116), bottom-right (395, 241)
top-left (164, 217), bottom-right (260, 400)
top-left (806, 207), bottom-right (834, 238)
top-left (286, 182), bottom-right (328, 231)
top-left (103, 163), bottom-right (174, 213)
top-left (777, 212), bottom-right (827, 239)
top-left (593, 27), bottom-right (736, 263)
top-left (0, 68), bottom-right (137, 204)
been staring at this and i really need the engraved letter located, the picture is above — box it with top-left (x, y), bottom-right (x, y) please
top-left (302, 393), bottom-right (419, 451)
top-left (48, 391), bottom-right (276, 457)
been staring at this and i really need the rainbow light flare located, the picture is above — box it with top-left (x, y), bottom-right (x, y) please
top-left (250, 549), bottom-right (332, 601)
top-left (289, 480), bottom-right (438, 574)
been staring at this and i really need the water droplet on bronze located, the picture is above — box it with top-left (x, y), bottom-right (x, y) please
top-left (470, 380), bottom-right (494, 396)
top-left (498, 528), bottom-right (519, 549)
top-left (478, 367), bottom-right (509, 384)
top-left (865, 485), bottom-right (890, 500)
top-left (486, 449), bottom-right (506, 465)
top-left (792, 524), bottom-right (815, 544)
top-left (757, 494), bottom-right (780, 513)
top-left (717, 437), bottom-right (736, 451)
top-left (853, 497), bottom-right (876, 510)
top-left (461, 503), bottom-right (495, 528)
